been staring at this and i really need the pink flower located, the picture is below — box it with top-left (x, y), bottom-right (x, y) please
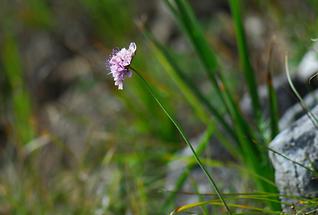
top-left (107, 42), bottom-right (137, 90)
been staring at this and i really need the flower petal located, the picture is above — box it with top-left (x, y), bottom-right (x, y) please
top-left (129, 42), bottom-right (137, 53)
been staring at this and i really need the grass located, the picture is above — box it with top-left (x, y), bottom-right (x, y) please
top-left (229, 0), bottom-right (261, 123)
top-left (132, 67), bottom-right (231, 213)
top-left (1, 0), bottom-right (318, 214)
top-left (159, 0), bottom-right (280, 211)
top-left (265, 43), bottom-right (280, 140)
top-left (161, 125), bottom-right (215, 212)
top-left (1, 29), bottom-right (35, 145)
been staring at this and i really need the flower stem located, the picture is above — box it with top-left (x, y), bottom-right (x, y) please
top-left (131, 67), bottom-right (232, 214)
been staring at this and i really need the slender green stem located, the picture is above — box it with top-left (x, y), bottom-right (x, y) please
top-left (161, 125), bottom-right (214, 212)
top-left (172, 0), bottom-right (239, 131)
top-left (131, 67), bottom-right (232, 214)
top-left (228, 0), bottom-right (261, 123)
top-left (146, 32), bottom-right (238, 142)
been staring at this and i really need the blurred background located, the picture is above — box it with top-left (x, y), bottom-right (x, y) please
top-left (0, 0), bottom-right (318, 214)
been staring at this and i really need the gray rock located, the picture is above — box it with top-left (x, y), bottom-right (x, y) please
top-left (269, 105), bottom-right (318, 213)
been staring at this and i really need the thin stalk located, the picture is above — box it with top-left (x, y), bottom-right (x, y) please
top-left (171, 200), bottom-right (281, 215)
top-left (172, 0), bottom-right (238, 126)
top-left (161, 125), bottom-right (214, 212)
top-left (166, 1), bottom-right (278, 209)
top-left (267, 71), bottom-right (279, 139)
top-left (265, 42), bottom-right (279, 139)
top-left (285, 56), bottom-right (318, 128)
top-left (267, 146), bottom-right (314, 173)
top-left (131, 67), bottom-right (232, 214)
top-left (146, 32), bottom-right (238, 143)
top-left (168, 0), bottom-right (256, 154)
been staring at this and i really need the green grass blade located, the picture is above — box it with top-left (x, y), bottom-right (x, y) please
top-left (161, 125), bottom-right (214, 212)
top-left (166, 1), bottom-right (279, 205)
top-left (170, 0), bottom-right (240, 124)
top-left (168, 0), bottom-right (256, 147)
top-left (144, 31), bottom-right (238, 144)
top-left (285, 56), bottom-right (318, 127)
top-left (173, 0), bottom-right (218, 73)
top-left (2, 30), bottom-right (35, 144)
top-left (131, 67), bottom-right (232, 214)
top-left (170, 200), bottom-right (281, 214)
top-left (146, 34), bottom-right (210, 124)
top-left (166, 0), bottom-right (253, 148)
top-left (267, 146), bottom-right (314, 173)
top-left (163, 0), bottom-right (179, 17)
top-left (265, 43), bottom-right (279, 140)
top-left (228, 0), bottom-right (261, 121)
top-left (216, 79), bottom-right (276, 195)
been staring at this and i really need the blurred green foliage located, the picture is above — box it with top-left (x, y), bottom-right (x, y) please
top-left (81, 0), bottom-right (134, 45)
top-left (2, 31), bottom-right (35, 145)
top-left (22, 0), bottom-right (55, 29)
top-left (0, 0), bottom-right (318, 214)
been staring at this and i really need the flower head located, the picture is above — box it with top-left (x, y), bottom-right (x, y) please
top-left (107, 42), bottom-right (137, 90)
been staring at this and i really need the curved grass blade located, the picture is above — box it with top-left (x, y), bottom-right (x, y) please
top-left (144, 31), bottom-right (239, 145)
top-left (168, 190), bottom-right (314, 203)
top-left (146, 33), bottom-right (210, 124)
top-left (170, 200), bottom-right (281, 215)
top-left (167, 0), bottom-right (259, 156)
top-left (166, 0), bottom-right (256, 156)
top-left (285, 56), bottom-right (318, 128)
top-left (131, 67), bottom-right (232, 214)
top-left (165, 1), bottom-right (279, 207)
top-left (266, 146), bottom-right (314, 173)
top-left (170, 0), bottom-right (239, 124)
top-left (161, 125), bottom-right (214, 212)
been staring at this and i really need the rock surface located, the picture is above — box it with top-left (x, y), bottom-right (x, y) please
top-left (269, 104), bottom-right (318, 213)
